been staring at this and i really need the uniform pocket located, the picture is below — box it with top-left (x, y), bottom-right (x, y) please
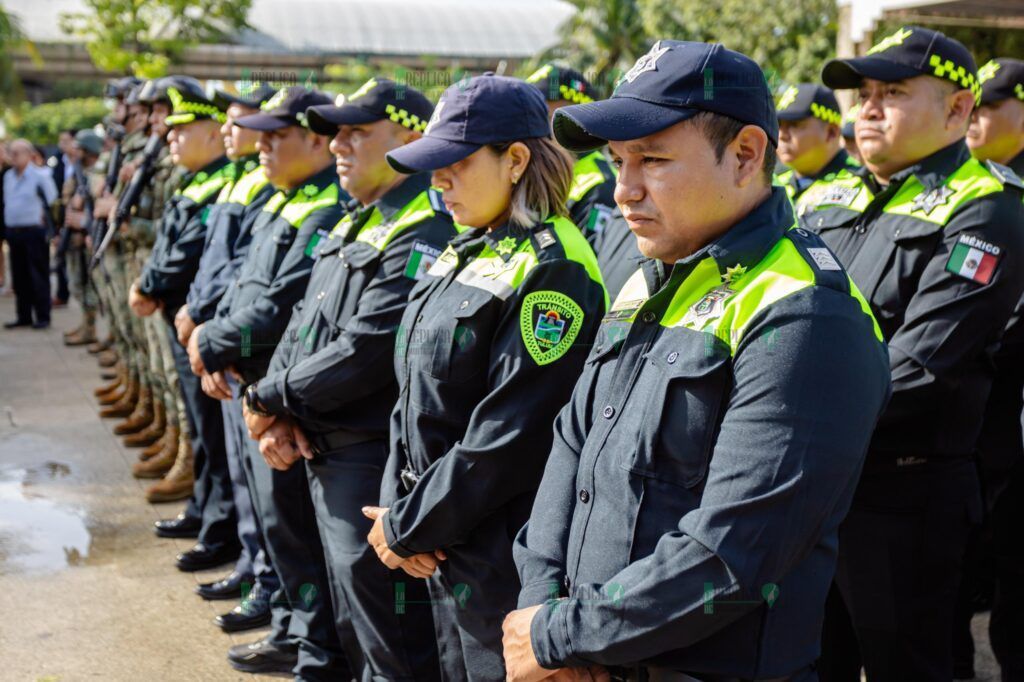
top-left (426, 293), bottom-right (491, 383)
top-left (624, 333), bottom-right (731, 489)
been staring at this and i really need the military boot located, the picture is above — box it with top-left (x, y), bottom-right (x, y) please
top-left (87, 336), bottom-right (112, 355)
top-left (114, 385), bottom-right (154, 435)
top-left (64, 312), bottom-right (98, 346)
top-left (124, 399), bottom-right (165, 447)
top-left (140, 422), bottom-right (178, 460)
top-left (95, 363), bottom-right (127, 399)
top-left (99, 372), bottom-right (139, 419)
top-left (132, 437), bottom-right (176, 479)
top-left (97, 348), bottom-right (119, 368)
top-left (145, 439), bottom-right (195, 503)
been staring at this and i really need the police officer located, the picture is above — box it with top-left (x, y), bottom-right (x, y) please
top-left (239, 77), bottom-right (450, 681)
top-left (162, 84), bottom-right (277, 608)
top-left (526, 63), bottom-right (618, 241)
top-left (774, 83), bottom-right (860, 214)
top-left (185, 86), bottom-right (348, 678)
top-left (840, 103), bottom-right (862, 165)
top-left (961, 57), bottom-right (1024, 681)
top-left (128, 83), bottom-right (235, 523)
top-left (503, 40), bottom-right (890, 682)
top-left (803, 27), bottom-right (1024, 681)
top-left (364, 74), bottom-right (606, 681)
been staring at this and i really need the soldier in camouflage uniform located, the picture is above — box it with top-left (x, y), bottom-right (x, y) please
top-left (61, 130), bottom-right (105, 346)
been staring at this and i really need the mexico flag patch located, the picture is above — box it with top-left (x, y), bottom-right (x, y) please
top-left (946, 233), bottom-right (1002, 285)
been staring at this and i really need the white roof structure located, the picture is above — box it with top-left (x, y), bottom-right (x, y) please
top-left (5, 0), bottom-right (576, 59)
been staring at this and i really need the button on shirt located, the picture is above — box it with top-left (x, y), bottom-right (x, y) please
top-left (255, 173), bottom-right (458, 438)
top-left (514, 188), bottom-right (891, 678)
top-left (3, 165), bottom-right (58, 227)
top-left (379, 215), bottom-right (608, 558)
top-left (197, 164), bottom-right (345, 382)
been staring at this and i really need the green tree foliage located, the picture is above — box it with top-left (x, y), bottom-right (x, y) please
top-left (0, 6), bottom-right (33, 106)
top-left (60, 0), bottom-right (252, 77)
top-left (4, 98), bottom-right (109, 145)
top-left (540, 0), bottom-right (837, 93)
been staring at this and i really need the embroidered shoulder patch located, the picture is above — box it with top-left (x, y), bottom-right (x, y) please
top-left (807, 247), bottom-right (842, 271)
top-left (519, 291), bottom-right (584, 365)
top-left (946, 233), bottom-right (1002, 285)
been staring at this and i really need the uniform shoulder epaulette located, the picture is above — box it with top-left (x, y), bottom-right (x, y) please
top-left (427, 188), bottom-right (450, 216)
top-left (985, 160), bottom-right (1024, 190)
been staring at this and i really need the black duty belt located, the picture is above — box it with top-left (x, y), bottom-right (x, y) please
top-left (308, 429), bottom-right (377, 456)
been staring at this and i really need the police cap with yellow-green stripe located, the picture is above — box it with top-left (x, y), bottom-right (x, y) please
top-left (305, 78), bottom-right (434, 135)
top-left (164, 76), bottom-right (227, 127)
top-left (776, 83), bottom-right (842, 126)
top-left (822, 26), bottom-right (980, 105)
top-left (978, 58), bottom-right (1024, 106)
top-left (233, 86), bottom-right (332, 131)
top-left (526, 63), bottom-right (598, 104)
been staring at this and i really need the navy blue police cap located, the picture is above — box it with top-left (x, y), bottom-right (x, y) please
top-left (234, 86), bottom-right (333, 131)
top-left (551, 40), bottom-right (778, 153)
top-left (978, 58), bottom-right (1024, 106)
top-left (306, 78), bottom-right (434, 136)
top-left (386, 73), bottom-right (551, 174)
top-left (822, 26), bottom-right (980, 105)
top-left (776, 83), bottom-right (842, 125)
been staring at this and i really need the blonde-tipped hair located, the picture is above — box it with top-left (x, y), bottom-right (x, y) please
top-left (489, 137), bottom-right (574, 229)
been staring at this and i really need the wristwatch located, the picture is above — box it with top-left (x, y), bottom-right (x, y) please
top-left (244, 382), bottom-right (272, 417)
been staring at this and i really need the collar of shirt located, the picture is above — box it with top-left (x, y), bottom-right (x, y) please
top-left (283, 163), bottom-right (339, 201)
top-left (658, 186), bottom-right (793, 292)
top-left (883, 139), bottom-right (972, 192)
top-left (374, 172), bottom-right (431, 222)
top-left (1008, 149), bottom-right (1024, 176)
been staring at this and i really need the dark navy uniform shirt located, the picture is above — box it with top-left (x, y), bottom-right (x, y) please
top-left (800, 140), bottom-right (1024, 463)
top-left (185, 156), bottom-right (273, 325)
top-left (514, 188), bottom-right (891, 678)
top-left (255, 173), bottom-right (458, 439)
top-left (197, 164), bottom-right (344, 382)
top-left (379, 215), bottom-right (607, 558)
top-left (138, 156), bottom-right (232, 323)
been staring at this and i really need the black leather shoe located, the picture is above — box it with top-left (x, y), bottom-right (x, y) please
top-left (153, 513), bottom-right (201, 539)
top-left (216, 589), bottom-right (272, 633)
top-left (174, 542), bottom-right (240, 572)
top-left (227, 637), bottom-right (297, 674)
top-left (4, 320), bottom-right (31, 329)
top-left (195, 571), bottom-right (252, 601)
top-left (32, 320), bottom-right (50, 330)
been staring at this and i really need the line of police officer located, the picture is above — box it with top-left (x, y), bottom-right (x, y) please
top-left (55, 26), bottom-right (1023, 682)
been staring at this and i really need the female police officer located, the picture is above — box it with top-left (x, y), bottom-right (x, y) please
top-left (361, 74), bottom-right (607, 681)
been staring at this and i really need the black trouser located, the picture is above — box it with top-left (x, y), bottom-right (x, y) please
top-left (6, 226), bottom-right (51, 323)
top-left (241, 426), bottom-right (351, 681)
top-left (165, 321), bottom-right (238, 552)
top-left (423, 505), bottom-right (526, 682)
top-left (306, 437), bottom-right (440, 682)
top-left (821, 459), bottom-right (981, 682)
top-left (990, 461), bottom-right (1024, 681)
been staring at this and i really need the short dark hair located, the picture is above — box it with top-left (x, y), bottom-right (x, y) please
top-left (62, 128), bottom-right (79, 137)
top-left (686, 111), bottom-right (776, 185)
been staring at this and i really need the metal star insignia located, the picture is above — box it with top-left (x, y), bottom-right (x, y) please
top-left (722, 263), bottom-right (747, 285)
top-left (911, 186), bottom-right (953, 215)
top-left (495, 236), bottom-right (518, 256)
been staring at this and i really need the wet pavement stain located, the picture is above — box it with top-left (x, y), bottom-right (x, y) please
top-left (0, 463), bottom-right (91, 575)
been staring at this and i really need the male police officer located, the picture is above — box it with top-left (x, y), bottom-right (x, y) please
top-left (184, 86), bottom-right (349, 678)
top-left (129, 83), bottom-right (235, 516)
top-left (504, 40), bottom-right (891, 682)
top-left (162, 84), bottom-right (277, 609)
top-left (240, 77), bottom-right (451, 682)
top-left (962, 57), bottom-right (1024, 681)
top-left (526, 63), bottom-right (618, 241)
top-left (775, 83), bottom-right (859, 213)
top-left (803, 27), bottom-right (1024, 681)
